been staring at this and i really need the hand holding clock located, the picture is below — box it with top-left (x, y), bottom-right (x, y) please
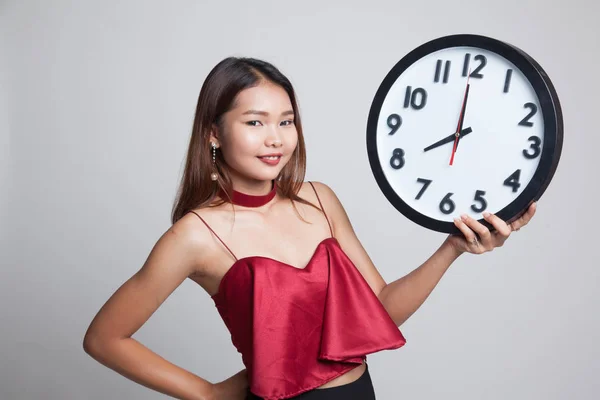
top-left (445, 202), bottom-right (537, 255)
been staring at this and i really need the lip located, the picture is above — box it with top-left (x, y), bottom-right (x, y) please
top-left (258, 153), bottom-right (283, 157)
top-left (257, 154), bottom-right (282, 166)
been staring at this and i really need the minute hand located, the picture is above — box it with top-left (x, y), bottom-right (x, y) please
top-left (423, 127), bottom-right (472, 152)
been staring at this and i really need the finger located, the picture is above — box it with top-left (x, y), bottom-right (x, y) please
top-left (510, 202), bottom-right (537, 231)
top-left (460, 214), bottom-right (492, 246)
top-left (453, 217), bottom-right (476, 244)
top-left (524, 202), bottom-right (537, 222)
top-left (482, 212), bottom-right (511, 237)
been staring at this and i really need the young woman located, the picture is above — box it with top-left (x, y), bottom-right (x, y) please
top-left (83, 57), bottom-right (536, 400)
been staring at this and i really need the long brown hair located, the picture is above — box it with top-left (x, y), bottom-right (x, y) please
top-left (171, 57), bottom-right (320, 224)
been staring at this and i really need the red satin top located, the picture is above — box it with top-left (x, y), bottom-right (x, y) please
top-left (190, 184), bottom-right (406, 399)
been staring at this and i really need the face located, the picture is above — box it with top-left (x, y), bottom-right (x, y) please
top-left (212, 81), bottom-right (298, 187)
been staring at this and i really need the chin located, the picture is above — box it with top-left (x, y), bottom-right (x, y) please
top-left (230, 157), bottom-right (290, 182)
top-left (233, 168), bottom-right (283, 183)
top-left (254, 171), bottom-right (283, 182)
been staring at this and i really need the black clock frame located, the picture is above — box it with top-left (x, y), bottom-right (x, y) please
top-left (366, 34), bottom-right (563, 234)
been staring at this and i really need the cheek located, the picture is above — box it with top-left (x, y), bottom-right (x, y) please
top-left (227, 127), bottom-right (263, 152)
top-left (220, 129), bottom-right (262, 165)
top-left (284, 129), bottom-right (299, 149)
top-left (237, 134), bottom-right (264, 151)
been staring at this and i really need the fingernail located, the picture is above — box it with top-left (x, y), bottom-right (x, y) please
top-left (461, 214), bottom-right (468, 221)
top-left (483, 212), bottom-right (490, 218)
top-left (454, 218), bottom-right (460, 224)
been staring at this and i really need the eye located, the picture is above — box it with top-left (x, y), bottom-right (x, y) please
top-left (246, 120), bottom-right (262, 126)
top-left (281, 119), bottom-right (295, 126)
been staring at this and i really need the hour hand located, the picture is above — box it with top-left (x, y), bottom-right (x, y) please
top-left (423, 127), bottom-right (472, 152)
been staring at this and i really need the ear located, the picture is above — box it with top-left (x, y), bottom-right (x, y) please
top-left (209, 123), bottom-right (221, 148)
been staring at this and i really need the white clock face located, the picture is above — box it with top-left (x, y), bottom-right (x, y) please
top-left (374, 46), bottom-right (544, 223)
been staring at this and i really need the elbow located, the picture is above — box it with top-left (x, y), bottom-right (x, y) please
top-left (395, 317), bottom-right (408, 328)
top-left (377, 284), bottom-right (390, 310)
top-left (83, 328), bottom-right (129, 362)
top-left (82, 331), bottom-right (101, 357)
top-left (83, 329), bottom-right (114, 360)
top-left (378, 288), bottom-right (407, 328)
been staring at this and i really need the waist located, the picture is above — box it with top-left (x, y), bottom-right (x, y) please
top-left (246, 362), bottom-right (372, 400)
top-left (316, 361), bottom-right (366, 389)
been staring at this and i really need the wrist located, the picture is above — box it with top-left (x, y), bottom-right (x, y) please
top-left (210, 369), bottom-right (248, 400)
top-left (197, 382), bottom-right (217, 400)
top-left (442, 235), bottom-right (464, 260)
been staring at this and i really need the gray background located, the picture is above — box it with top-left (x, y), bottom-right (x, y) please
top-left (1, 0), bottom-right (598, 399)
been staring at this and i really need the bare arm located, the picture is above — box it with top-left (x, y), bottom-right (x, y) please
top-left (377, 238), bottom-right (460, 326)
top-left (82, 213), bottom-right (248, 400)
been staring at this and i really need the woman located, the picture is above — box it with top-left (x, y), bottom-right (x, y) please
top-left (83, 57), bottom-right (536, 400)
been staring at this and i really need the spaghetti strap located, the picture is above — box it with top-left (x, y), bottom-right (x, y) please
top-left (308, 181), bottom-right (334, 237)
top-left (188, 210), bottom-right (238, 261)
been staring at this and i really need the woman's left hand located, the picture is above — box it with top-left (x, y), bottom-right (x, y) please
top-left (446, 202), bottom-right (537, 255)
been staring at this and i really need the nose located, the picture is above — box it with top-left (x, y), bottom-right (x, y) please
top-left (265, 126), bottom-right (283, 147)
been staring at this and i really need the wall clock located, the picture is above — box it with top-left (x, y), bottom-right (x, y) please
top-left (366, 34), bottom-right (563, 234)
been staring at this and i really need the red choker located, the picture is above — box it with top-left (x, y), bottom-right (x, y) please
top-left (220, 181), bottom-right (277, 207)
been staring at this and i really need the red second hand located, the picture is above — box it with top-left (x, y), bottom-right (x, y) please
top-left (449, 133), bottom-right (459, 165)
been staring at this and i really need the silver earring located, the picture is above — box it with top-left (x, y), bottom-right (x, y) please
top-left (210, 142), bottom-right (218, 181)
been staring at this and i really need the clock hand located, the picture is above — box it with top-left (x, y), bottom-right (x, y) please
top-left (454, 84), bottom-right (471, 153)
top-left (450, 71), bottom-right (472, 165)
top-left (423, 127), bottom-right (472, 152)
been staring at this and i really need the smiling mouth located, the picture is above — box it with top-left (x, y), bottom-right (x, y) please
top-left (258, 156), bottom-right (281, 160)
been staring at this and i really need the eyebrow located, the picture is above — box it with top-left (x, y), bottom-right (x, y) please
top-left (241, 110), bottom-right (295, 117)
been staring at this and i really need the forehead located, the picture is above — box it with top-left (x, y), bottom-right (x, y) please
top-left (231, 82), bottom-right (292, 112)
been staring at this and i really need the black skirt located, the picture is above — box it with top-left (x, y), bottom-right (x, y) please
top-left (245, 363), bottom-right (376, 400)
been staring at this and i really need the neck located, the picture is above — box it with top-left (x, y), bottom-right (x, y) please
top-left (219, 180), bottom-right (277, 208)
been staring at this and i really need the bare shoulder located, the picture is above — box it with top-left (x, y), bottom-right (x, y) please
top-left (299, 181), bottom-right (340, 204)
top-left (302, 181), bottom-right (344, 207)
top-left (299, 181), bottom-right (347, 230)
top-left (172, 209), bottom-right (223, 273)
